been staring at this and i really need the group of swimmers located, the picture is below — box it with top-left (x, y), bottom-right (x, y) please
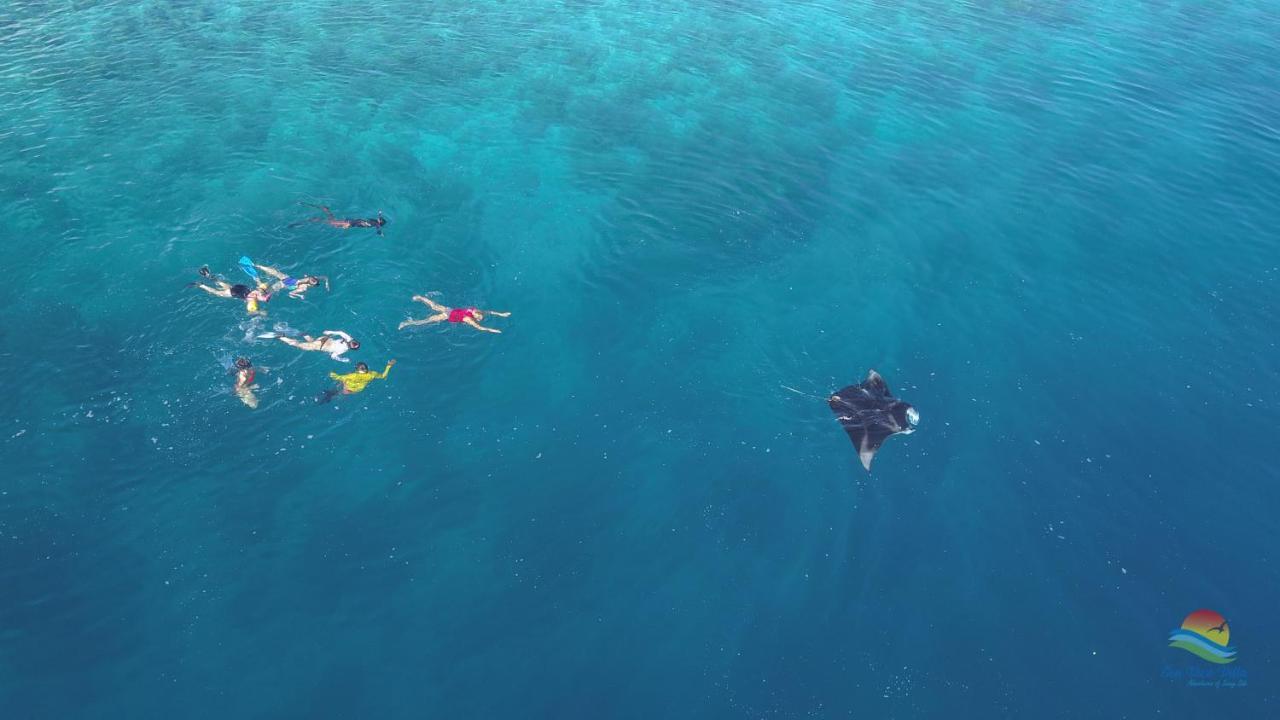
top-left (190, 205), bottom-right (510, 408)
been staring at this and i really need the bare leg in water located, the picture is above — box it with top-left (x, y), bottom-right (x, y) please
top-left (399, 295), bottom-right (450, 329)
top-left (291, 203), bottom-right (350, 229)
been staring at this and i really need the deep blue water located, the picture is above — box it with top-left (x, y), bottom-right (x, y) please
top-left (2, 1), bottom-right (1279, 717)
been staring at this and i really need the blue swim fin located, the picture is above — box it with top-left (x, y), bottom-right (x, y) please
top-left (239, 256), bottom-right (259, 281)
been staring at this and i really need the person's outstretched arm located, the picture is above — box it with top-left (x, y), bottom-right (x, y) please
top-left (486, 310), bottom-right (511, 317)
top-left (464, 317), bottom-right (501, 334)
top-left (376, 360), bottom-right (397, 379)
top-left (323, 330), bottom-right (352, 341)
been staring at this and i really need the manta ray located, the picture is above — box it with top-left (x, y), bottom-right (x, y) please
top-left (829, 370), bottom-right (919, 471)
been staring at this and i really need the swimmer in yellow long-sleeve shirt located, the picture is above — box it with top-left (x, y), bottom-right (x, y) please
top-left (317, 359), bottom-right (395, 403)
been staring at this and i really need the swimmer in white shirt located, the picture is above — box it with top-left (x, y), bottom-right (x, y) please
top-left (258, 329), bottom-right (360, 362)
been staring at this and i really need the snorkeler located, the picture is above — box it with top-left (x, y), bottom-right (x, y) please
top-left (233, 357), bottom-right (259, 409)
top-left (295, 203), bottom-right (387, 235)
top-left (190, 266), bottom-right (271, 314)
top-left (398, 295), bottom-right (510, 334)
top-left (258, 329), bottom-right (359, 362)
top-left (253, 262), bottom-right (329, 299)
top-left (318, 359), bottom-right (396, 403)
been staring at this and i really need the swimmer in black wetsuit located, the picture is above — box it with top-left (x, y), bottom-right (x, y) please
top-left (295, 204), bottom-right (387, 235)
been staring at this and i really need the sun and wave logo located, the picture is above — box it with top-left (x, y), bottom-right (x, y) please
top-left (1168, 609), bottom-right (1236, 664)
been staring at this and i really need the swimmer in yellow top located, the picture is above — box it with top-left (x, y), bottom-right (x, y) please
top-left (190, 266), bottom-right (271, 314)
top-left (318, 359), bottom-right (396, 403)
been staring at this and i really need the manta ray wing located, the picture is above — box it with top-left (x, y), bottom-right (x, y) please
top-left (863, 369), bottom-right (890, 398)
top-left (830, 401), bottom-right (895, 471)
top-left (857, 421), bottom-right (897, 470)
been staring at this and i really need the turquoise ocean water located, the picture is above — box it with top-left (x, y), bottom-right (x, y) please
top-left (2, 1), bottom-right (1278, 717)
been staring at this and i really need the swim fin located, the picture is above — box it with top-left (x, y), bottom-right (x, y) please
top-left (239, 256), bottom-right (259, 281)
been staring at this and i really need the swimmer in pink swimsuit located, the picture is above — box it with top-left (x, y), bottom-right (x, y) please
top-left (398, 295), bottom-right (510, 334)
